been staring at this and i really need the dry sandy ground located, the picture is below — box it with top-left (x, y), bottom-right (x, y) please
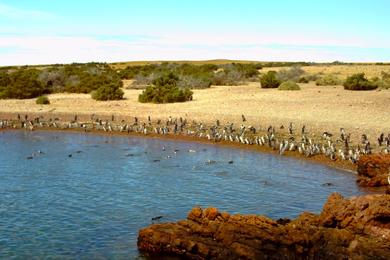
top-left (0, 82), bottom-right (389, 142)
top-left (261, 65), bottom-right (390, 79)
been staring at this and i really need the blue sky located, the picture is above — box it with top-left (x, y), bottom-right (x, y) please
top-left (0, 0), bottom-right (389, 65)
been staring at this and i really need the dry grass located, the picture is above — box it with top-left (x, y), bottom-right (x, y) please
top-left (1, 82), bottom-right (389, 142)
top-left (261, 64), bottom-right (390, 79)
top-left (110, 59), bottom-right (259, 69)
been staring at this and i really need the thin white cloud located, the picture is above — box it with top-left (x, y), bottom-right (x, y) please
top-left (149, 29), bottom-right (390, 50)
top-left (0, 34), bottom-right (389, 66)
top-left (0, 3), bottom-right (53, 19)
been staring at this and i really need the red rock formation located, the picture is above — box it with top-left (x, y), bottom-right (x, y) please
top-left (357, 154), bottom-right (390, 187)
top-left (138, 193), bottom-right (390, 259)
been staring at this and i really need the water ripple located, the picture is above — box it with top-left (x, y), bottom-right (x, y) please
top-left (0, 130), bottom-right (369, 258)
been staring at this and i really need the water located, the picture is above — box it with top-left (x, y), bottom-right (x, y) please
top-left (0, 130), bottom-right (369, 259)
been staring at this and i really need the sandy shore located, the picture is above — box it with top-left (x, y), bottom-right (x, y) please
top-left (1, 82), bottom-right (389, 144)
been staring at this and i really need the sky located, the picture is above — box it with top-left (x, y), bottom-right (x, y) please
top-left (0, 0), bottom-right (389, 65)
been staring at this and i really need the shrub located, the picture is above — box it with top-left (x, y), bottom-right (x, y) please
top-left (125, 62), bottom-right (259, 88)
top-left (64, 64), bottom-right (122, 94)
top-left (373, 72), bottom-right (390, 89)
top-left (0, 69), bottom-right (49, 99)
top-left (131, 73), bottom-right (159, 88)
top-left (177, 75), bottom-right (212, 89)
top-left (343, 73), bottom-right (378, 90)
top-left (230, 63), bottom-right (260, 79)
top-left (119, 64), bottom-right (158, 80)
top-left (260, 71), bottom-right (281, 88)
top-left (276, 66), bottom-right (305, 82)
top-left (298, 77), bottom-right (309, 83)
top-left (315, 75), bottom-right (341, 86)
top-left (304, 74), bottom-right (320, 82)
top-left (38, 69), bottom-right (67, 92)
top-left (130, 64), bottom-right (215, 89)
top-left (278, 81), bottom-right (301, 91)
top-left (138, 73), bottom-right (193, 103)
top-left (211, 70), bottom-right (242, 86)
top-left (91, 83), bottom-right (124, 101)
top-left (36, 95), bottom-right (50, 105)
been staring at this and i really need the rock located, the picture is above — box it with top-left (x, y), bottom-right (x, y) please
top-left (138, 193), bottom-right (390, 259)
top-left (188, 207), bottom-right (203, 221)
top-left (204, 208), bottom-right (218, 221)
top-left (357, 154), bottom-right (390, 187)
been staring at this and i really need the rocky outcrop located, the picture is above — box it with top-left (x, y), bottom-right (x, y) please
top-left (138, 193), bottom-right (390, 259)
top-left (357, 154), bottom-right (390, 187)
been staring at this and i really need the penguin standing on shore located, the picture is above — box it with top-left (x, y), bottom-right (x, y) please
top-left (288, 122), bottom-right (293, 135)
top-left (378, 133), bottom-right (384, 146)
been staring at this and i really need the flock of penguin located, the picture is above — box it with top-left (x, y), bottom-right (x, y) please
top-left (1, 113), bottom-right (390, 165)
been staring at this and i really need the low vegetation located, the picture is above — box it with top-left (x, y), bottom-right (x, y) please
top-left (177, 75), bottom-right (212, 89)
top-left (36, 95), bottom-right (50, 105)
top-left (1, 62), bottom-right (387, 102)
top-left (260, 71), bottom-right (281, 88)
top-left (278, 81), bottom-right (301, 91)
top-left (0, 63), bottom-right (123, 100)
top-left (138, 73), bottom-right (193, 103)
top-left (276, 66), bottom-right (305, 82)
top-left (372, 72), bottom-right (390, 89)
top-left (315, 75), bottom-right (341, 86)
top-left (343, 73), bottom-right (378, 91)
top-left (122, 62), bottom-right (261, 88)
top-left (0, 68), bottom-right (49, 99)
top-left (91, 83), bottom-right (124, 101)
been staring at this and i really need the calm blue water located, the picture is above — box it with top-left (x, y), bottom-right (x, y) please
top-left (0, 130), bottom-right (368, 259)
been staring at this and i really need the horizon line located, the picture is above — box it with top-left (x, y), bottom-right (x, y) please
top-left (2, 59), bottom-right (390, 68)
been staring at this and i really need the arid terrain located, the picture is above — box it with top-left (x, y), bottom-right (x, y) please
top-left (262, 64), bottom-right (390, 79)
top-left (1, 81), bottom-right (389, 142)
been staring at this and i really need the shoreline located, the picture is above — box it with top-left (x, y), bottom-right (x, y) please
top-left (138, 193), bottom-right (390, 259)
top-left (1, 82), bottom-right (389, 144)
top-left (0, 124), bottom-right (358, 173)
top-left (5, 126), bottom-right (387, 195)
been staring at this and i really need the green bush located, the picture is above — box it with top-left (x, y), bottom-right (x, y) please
top-left (36, 95), bottom-right (50, 105)
top-left (343, 73), bottom-right (378, 90)
top-left (91, 83), bottom-right (124, 101)
top-left (119, 64), bottom-right (158, 79)
top-left (278, 81), bottom-right (301, 91)
top-left (129, 63), bottom-right (216, 89)
top-left (126, 62), bottom-right (259, 88)
top-left (260, 71), bottom-right (281, 88)
top-left (0, 69), bottom-right (49, 99)
top-left (315, 75), bottom-right (341, 86)
top-left (138, 73), bottom-right (193, 103)
top-left (62, 63), bottom-right (122, 94)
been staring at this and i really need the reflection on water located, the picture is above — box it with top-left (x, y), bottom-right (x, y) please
top-left (0, 130), bottom-right (369, 258)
